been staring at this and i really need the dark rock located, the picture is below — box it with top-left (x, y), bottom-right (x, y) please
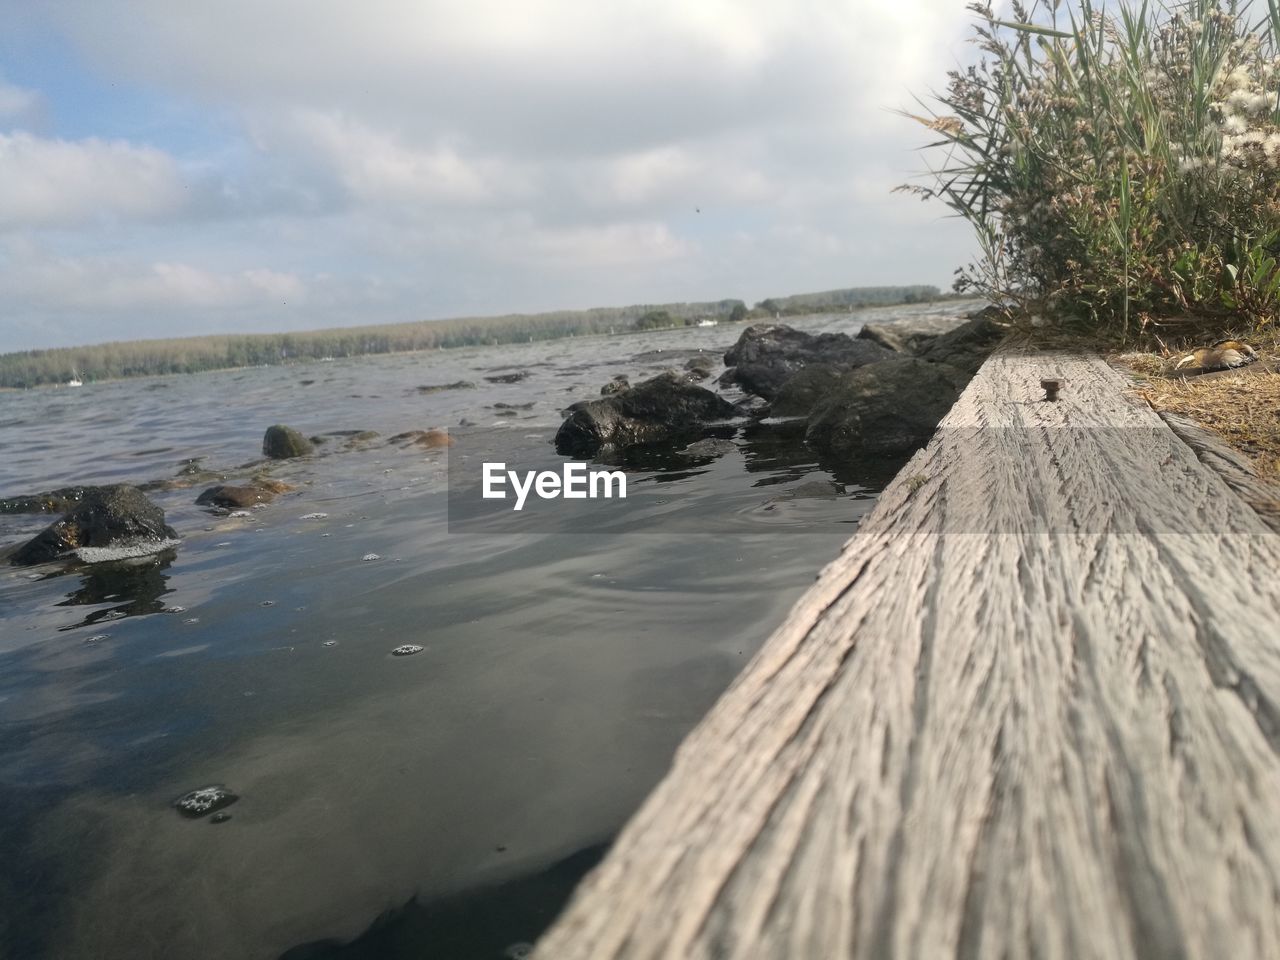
top-left (683, 355), bottom-right (716, 381)
top-left (484, 371), bottom-right (530, 384)
top-left (195, 483), bottom-right (281, 509)
top-left (771, 364), bottom-right (847, 416)
top-left (174, 785), bottom-right (239, 819)
top-left (493, 402), bottom-right (534, 410)
top-left (680, 438), bottom-right (737, 458)
top-left (0, 486), bottom-right (95, 515)
top-left (11, 484), bottom-right (179, 566)
top-left (722, 324), bottom-right (894, 399)
top-left (555, 373), bottom-right (738, 457)
top-left (416, 380), bottom-right (475, 394)
top-left (600, 375), bottom-right (631, 396)
top-left (805, 357), bottom-right (972, 458)
top-left (915, 308), bottom-right (1006, 375)
top-left (856, 313), bottom-right (972, 354)
top-left (262, 424), bottom-right (314, 459)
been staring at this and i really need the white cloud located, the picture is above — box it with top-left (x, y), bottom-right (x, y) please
top-left (0, 132), bottom-right (189, 228)
top-left (0, 1), bottom-right (987, 348)
top-left (0, 241), bottom-right (308, 312)
top-left (0, 78), bottom-right (40, 125)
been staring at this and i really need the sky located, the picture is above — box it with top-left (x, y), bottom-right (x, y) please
top-left (0, 1), bottom-right (985, 352)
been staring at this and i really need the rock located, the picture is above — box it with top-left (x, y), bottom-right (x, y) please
top-left (600, 375), bottom-right (631, 396)
top-left (196, 484), bottom-right (272, 509)
top-left (0, 486), bottom-right (95, 515)
top-left (771, 364), bottom-right (848, 416)
top-left (856, 313), bottom-right (973, 354)
top-left (484, 371), bottom-right (530, 384)
top-left (416, 380), bottom-right (475, 394)
top-left (262, 424), bottom-right (314, 459)
top-left (341, 431), bottom-right (382, 451)
top-left (10, 484), bottom-right (179, 566)
top-left (805, 357), bottom-right (972, 458)
top-left (680, 438), bottom-right (737, 458)
top-left (683, 355), bottom-right (716, 381)
top-left (554, 373), bottom-right (738, 457)
top-left (493, 402), bottom-right (534, 410)
top-left (388, 429), bottom-right (454, 448)
top-left (915, 308), bottom-right (1006, 375)
top-left (721, 324), bottom-right (894, 399)
top-left (174, 785), bottom-right (239, 819)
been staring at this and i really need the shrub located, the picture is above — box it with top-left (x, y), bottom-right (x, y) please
top-left (902, 0), bottom-right (1280, 338)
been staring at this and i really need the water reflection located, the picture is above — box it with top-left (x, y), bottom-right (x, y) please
top-left (280, 844), bottom-right (607, 960)
top-left (55, 549), bottom-right (176, 630)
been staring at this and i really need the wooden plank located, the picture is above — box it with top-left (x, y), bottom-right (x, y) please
top-left (534, 349), bottom-right (1280, 960)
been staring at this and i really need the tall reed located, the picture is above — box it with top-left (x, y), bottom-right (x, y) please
top-left (902, 0), bottom-right (1280, 338)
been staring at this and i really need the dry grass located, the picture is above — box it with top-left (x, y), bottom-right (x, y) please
top-left (1127, 363), bottom-right (1280, 481)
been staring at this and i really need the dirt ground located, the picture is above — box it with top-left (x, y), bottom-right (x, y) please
top-left (1112, 340), bottom-right (1280, 482)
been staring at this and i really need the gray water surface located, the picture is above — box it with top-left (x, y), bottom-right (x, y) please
top-left (0, 302), bottom-right (969, 960)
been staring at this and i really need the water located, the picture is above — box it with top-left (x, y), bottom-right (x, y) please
top-left (0, 302), bottom-right (969, 960)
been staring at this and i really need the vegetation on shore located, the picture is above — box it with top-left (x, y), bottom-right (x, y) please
top-left (0, 286), bottom-right (944, 388)
top-left (904, 0), bottom-right (1280, 340)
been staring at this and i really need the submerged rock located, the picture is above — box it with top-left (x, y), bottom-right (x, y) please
top-left (174, 785), bottom-right (239, 819)
top-left (0, 486), bottom-right (96, 515)
top-left (555, 373), bottom-right (738, 457)
top-left (484, 370), bottom-right (530, 384)
top-left (680, 437), bottom-right (737, 458)
top-left (10, 484), bottom-right (179, 566)
top-left (262, 424), bottom-right (314, 459)
top-left (196, 483), bottom-right (275, 509)
top-left (388, 429), bottom-right (454, 449)
top-left (805, 357), bottom-right (971, 458)
top-left (416, 380), bottom-right (475, 394)
top-left (721, 324), bottom-right (893, 399)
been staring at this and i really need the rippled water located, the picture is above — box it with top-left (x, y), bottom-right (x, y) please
top-left (0, 302), bottom-right (969, 960)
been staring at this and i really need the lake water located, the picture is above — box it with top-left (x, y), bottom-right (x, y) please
top-left (0, 302), bottom-right (970, 960)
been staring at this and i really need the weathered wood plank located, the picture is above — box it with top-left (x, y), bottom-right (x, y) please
top-left (534, 350), bottom-right (1280, 960)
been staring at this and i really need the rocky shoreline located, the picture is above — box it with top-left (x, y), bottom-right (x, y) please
top-left (2, 307), bottom-right (1003, 567)
top-left (553, 305), bottom-right (1004, 463)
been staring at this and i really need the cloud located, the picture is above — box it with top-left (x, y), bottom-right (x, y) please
top-left (0, 0), bottom-right (987, 348)
top-left (0, 77), bottom-right (41, 126)
top-left (0, 240), bottom-right (308, 314)
top-left (0, 131), bottom-right (189, 228)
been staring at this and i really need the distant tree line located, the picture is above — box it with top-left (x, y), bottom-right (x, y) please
top-left (0, 286), bottom-right (946, 387)
top-left (755, 285), bottom-right (942, 316)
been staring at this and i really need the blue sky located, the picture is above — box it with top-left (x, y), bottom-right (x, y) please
top-left (0, 1), bottom-right (982, 351)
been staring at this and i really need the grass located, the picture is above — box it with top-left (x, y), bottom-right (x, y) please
top-left (1131, 361), bottom-right (1280, 480)
top-left (903, 0), bottom-right (1280, 338)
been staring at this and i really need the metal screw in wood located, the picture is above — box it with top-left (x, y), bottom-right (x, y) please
top-left (1041, 377), bottom-right (1065, 401)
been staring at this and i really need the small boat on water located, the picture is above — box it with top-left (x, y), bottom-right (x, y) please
top-left (696, 319), bottom-right (718, 328)
top-left (67, 371), bottom-right (83, 387)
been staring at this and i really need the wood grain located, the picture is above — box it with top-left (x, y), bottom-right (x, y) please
top-left (534, 350), bottom-right (1280, 960)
